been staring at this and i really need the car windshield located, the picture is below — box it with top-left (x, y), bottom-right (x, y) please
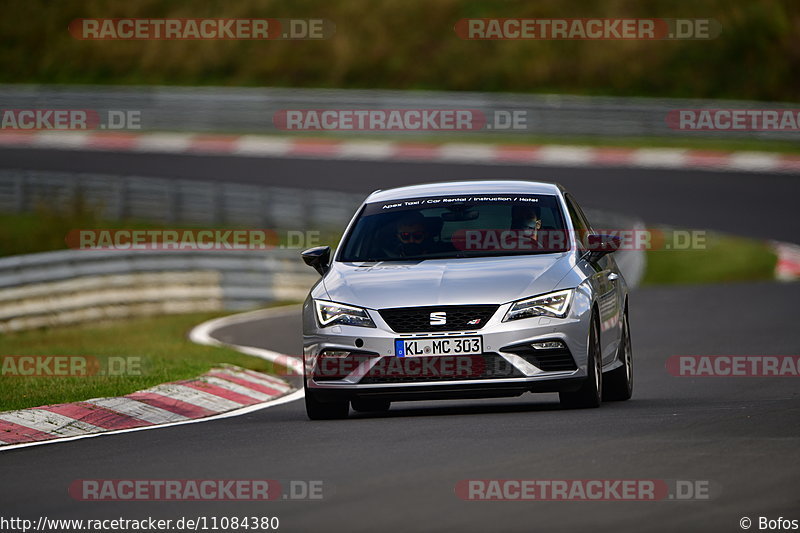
top-left (338, 193), bottom-right (570, 262)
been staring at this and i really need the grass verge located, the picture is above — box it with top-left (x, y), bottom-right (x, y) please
top-left (0, 311), bottom-right (285, 412)
top-left (642, 231), bottom-right (778, 285)
top-left (0, 208), bottom-right (342, 258)
top-left (2, 0), bottom-right (796, 102)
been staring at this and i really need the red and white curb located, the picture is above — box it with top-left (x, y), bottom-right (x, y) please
top-left (1, 130), bottom-right (798, 174)
top-left (0, 306), bottom-right (303, 451)
top-left (772, 241), bottom-right (800, 281)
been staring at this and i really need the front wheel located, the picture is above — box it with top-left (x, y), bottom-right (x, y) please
top-left (603, 308), bottom-right (633, 401)
top-left (304, 382), bottom-right (349, 420)
top-left (559, 313), bottom-right (602, 409)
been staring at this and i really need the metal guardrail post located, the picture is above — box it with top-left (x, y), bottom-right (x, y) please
top-left (0, 85), bottom-right (796, 140)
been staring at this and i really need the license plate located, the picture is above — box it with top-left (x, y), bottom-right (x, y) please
top-left (395, 336), bottom-right (482, 357)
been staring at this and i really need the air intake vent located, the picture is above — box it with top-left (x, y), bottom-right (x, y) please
top-left (379, 305), bottom-right (498, 333)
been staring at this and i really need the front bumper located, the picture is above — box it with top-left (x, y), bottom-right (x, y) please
top-left (302, 295), bottom-right (593, 400)
top-left (308, 375), bottom-right (586, 403)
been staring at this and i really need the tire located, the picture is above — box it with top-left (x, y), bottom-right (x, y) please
top-left (602, 307), bottom-right (633, 401)
top-left (304, 382), bottom-right (349, 420)
top-left (560, 312), bottom-right (602, 409)
top-left (351, 399), bottom-right (391, 413)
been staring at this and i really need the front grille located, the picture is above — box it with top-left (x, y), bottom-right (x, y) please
top-left (379, 305), bottom-right (498, 333)
top-left (501, 342), bottom-right (578, 372)
top-left (358, 353), bottom-right (524, 384)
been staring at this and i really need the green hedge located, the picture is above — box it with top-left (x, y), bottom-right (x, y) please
top-left (2, 0), bottom-right (797, 101)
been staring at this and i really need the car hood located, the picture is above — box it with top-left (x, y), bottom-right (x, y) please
top-left (321, 253), bottom-right (575, 309)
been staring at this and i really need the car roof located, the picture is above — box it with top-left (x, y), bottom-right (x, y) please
top-left (365, 180), bottom-right (565, 203)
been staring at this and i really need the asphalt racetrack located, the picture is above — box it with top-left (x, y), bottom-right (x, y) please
top-left (0, 147), bottom-right (798, 532)
top-left (1, 146), bottom-right (798, 242)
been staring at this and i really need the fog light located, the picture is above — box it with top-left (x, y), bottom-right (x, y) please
top-left (320, 350), bottom-right (350, 358)
top-left (530, 341), bottom-right (565, 350)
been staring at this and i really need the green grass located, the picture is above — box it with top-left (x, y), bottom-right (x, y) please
top-left (0, 204), bottom-right (342, 258)
top-left (642, 230), bottom-right (777, 285)
top-left (0, 210), bottom-right (183, 257)
top-left (0, 311), bottom-right (291, 412)
top-left (1, 0), bottom-right (797, 102)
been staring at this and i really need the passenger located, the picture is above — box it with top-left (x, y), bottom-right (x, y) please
top-left (511, 205), bottom-right (544, 249)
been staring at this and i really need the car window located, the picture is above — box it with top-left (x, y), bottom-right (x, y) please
top-left (338, 194), bottom-right (570, 262)
top-left (564, 194), bottom-right (591, 251)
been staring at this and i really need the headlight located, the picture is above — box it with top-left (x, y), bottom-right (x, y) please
top-left (314, 300), bottom-right (376, 328)
top-left (503, 289), bottom-right (574, 321)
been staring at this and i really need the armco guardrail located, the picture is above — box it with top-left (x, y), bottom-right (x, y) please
top-left (0, 248), bottom-right (318, 332)
top-left (0, 169), bottom-right (644, 332)
top-left (0, 84), bottom-right (795, 140)
top-left (0, 169), bottom-right (364, 229)
top-left (0, 222), bottom-right (643, 335)
top-left (0, 237), bottom-right (643, 334)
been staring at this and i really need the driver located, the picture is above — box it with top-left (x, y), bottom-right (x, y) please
top-left (511, 205), bottom-right (545, 249)
top-left (395, 212), bottom-right (435, 257)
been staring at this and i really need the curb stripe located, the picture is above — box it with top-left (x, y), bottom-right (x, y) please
top-left (592, 147), bottom-right (637, 164)
top-left (0, 131), bottom-right (797, 174)
top-left (180, 381), bottom-right (256, 405)
top-left (188, 135), bottom-right (239, 153)
top-left (0, 420), bottom-right (54, 443)
top-left (772, 241), bottom-right (800, 281)
top-left (0, 307), bottom-right (300, 450)
top-left (0, 311), bottom-right (299, 451)
top-left (32, 402), bottom-right (150, 431)
top-left (0, 362), bottom-right (295, 449)
top-left (126, 391), bottom-right (219, 419)
top-left (236, 367), bottom-right (295, 389)
top-left (495, 145), bottom-right (541, 161)
top-left (85, 132), bottom-right (139, 150)
top-left (202, 376), bottom-right (279, 402)
top-left (289, 139), bottom-right (343, 156)
top-left (207, 370), bottom-right (286, 396)
top-left (392, 143), bottom-right (442, 159)
top-left (135, 133), bottom-right (192, 152)
top-left (778, 156), bottom-right (800, 171)
top-left (234, 136), bottom-right (292, 155)
top-left (142, 383), bottom-right (243, 412)
top-left (339, 140), bottom-right (395, 159)
top-left (85, 397), bottom-right (190, 424)
top-left (0, 410), bottom-right (103, 437)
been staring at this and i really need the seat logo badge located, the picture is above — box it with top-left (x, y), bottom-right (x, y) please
top-left (430, 312), bottom-right (447, 325)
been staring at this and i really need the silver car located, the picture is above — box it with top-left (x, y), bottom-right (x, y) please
top-left (300, 180), bottom-right (632, 419)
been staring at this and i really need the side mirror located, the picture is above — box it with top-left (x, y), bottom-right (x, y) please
top-left (301, 246), bottom-right (331, 276)
top-left (585, 234), bottom-right (621, 262)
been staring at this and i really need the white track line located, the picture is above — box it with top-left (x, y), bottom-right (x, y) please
top-left (0, 305), bottom-right (303, 452)
top-left (188, 305), bottom-right (305, 376)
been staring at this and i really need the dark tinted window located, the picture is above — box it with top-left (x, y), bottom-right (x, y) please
top-left (339, 194), bottom-right (569, 262)
top-left (564, 194), bottom-right (592, 250)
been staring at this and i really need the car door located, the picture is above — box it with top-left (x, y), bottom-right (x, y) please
top-left (564, 194), bottom-right (623, 366)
